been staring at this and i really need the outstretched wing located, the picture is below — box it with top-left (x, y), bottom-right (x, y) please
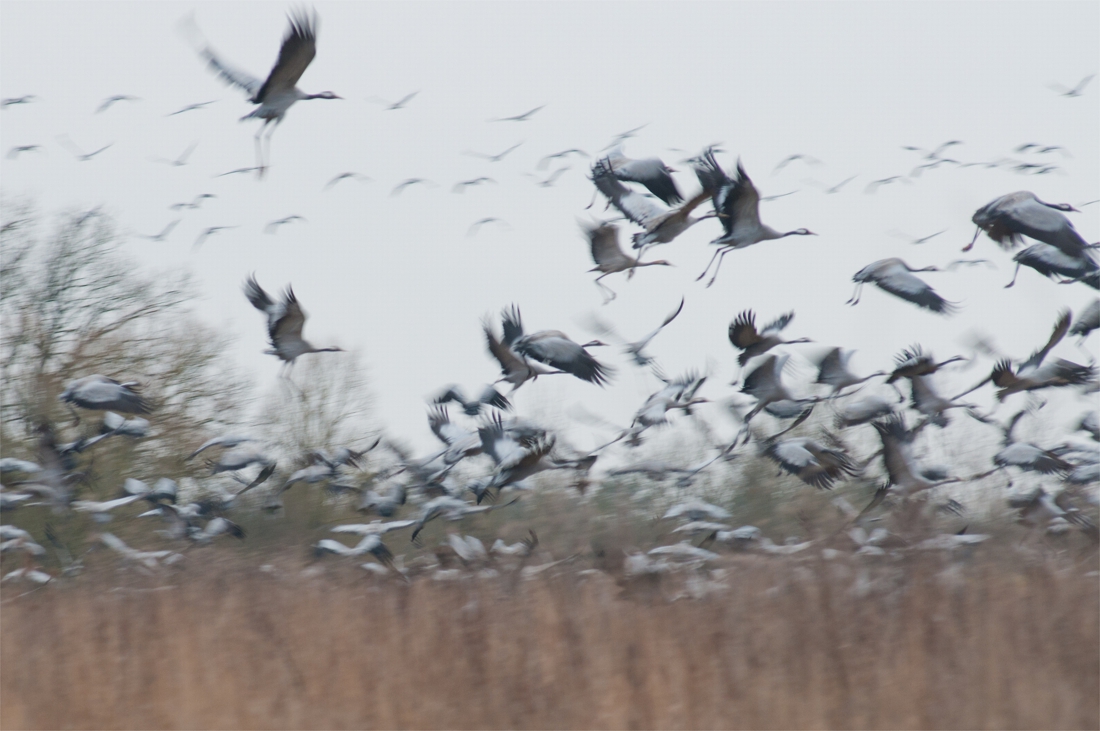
top-left (874, 270), bottom-right (956, 315)
top-left (585, 222), bottom-right (630, 268)
top-left (201, 45), bottom-right (263, 98)
top-left (1020, 309), bottom-right (1071, 371)
top-left (255, 11), bottom-right (318, 103)
top-left (591, 158), bottom-right (668, 229)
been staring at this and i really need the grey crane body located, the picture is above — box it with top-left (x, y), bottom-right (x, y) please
top-left (244, 275), bottom-right (342, 374)
top-left (848, 258), bottom-right (956, 314)
top-left (691, 149), bottom-right (816, 287)
top-left (503, 306), bottom-right (612, 386)
top-left (484, 311), bottom-right (565, 393)
top-left (1005, 242), bottom-right (1100, 290)
top-left (965, 310), bottom-right (1097, 400)
top-left (729, 310), bottom-right (811, 366)
top-left (428, 407), bottom-right (484, 466)
top-left (194, 11), bottom-right (341, 176)
top-left (630, 373), bottom-right (708, 435)
top-left (967, 191), bottom-right (1093, 262)
top-left (663, 500), bottom-right (731, 523)
top-left (188, 435), bottom-right (256, 461)
top-left (813, 347), bottom-right (886, 395)
top-left (590, 158), bottom-right (713, 249)
top-left (477, 414), bottom-right (558, 498)
top-left (739, 354), bottom-right (821, 425)
top-left (763, 436), bottom-right (857, 490)
top-left (409, 495), bottom-right (518, 542)
top-left (583, 222), bottom-right (672, 302)
top-left (314, 534), bottom-right (393, 567)
top-left (833, 393), bottom-right (900, 428)
top-left (1070, 300), bottom-right (1100, 339)
top-left (603, 146), bottom-right (683, 205)
top-left (854, 414), bottom-right (961, 522)
top-left (433, 384), bottom-right (511, 416)
top-left (991, 411), bottom-right (1073, 475)
top-left (60, 375), bottom-right (150, 419)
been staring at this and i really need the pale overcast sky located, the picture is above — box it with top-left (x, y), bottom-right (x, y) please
top-left (2, 2), bottom-right (1097, 457)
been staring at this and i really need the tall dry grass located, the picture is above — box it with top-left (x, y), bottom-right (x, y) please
top-left (2, 553), bottom-right (1097, 730)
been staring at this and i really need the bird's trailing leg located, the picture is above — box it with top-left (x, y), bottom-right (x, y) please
top-left (695, 246), bottom-right (726, 284)
top-left (594, 274), bottom-right (617, 304)
top-left (1003, 262), bottom-right (1023, 289)
top-left (962, 226), bottom-right (981, 253)
top-left (845, 282), bottom-right (863, 306)
top-left (254, 123), bottom-right (267, 179)
top-left (699, 245), bottom-right (737, 288)
top-left (262, 122), bottom-right (280, 179)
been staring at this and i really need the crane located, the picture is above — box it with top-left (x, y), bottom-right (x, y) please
top-left (691, 148), bottom-right (817, 287)
top-left (585, 297), bottom-right (684, 368)
top-left (602, 146), bottom-right (683, 205)
top-left (243, 275), bottom-right (343, 377)
top-left (1003, 243), bottom-right (1100, 290)
top-left (966, 191), bottom-right (1094, 262)
top-left (738, 353), bottom-right (821, 427)
top-left (505, 305), bottom-right (613, 386)
top-left (1070, 300), bottom-right (1100, 341)
top-left (847, 258), bottom-right (956, 314)
top-left (59, 375), bottom-right (150, 422)
top-left (812, 347), bottom-right (886, 396)
top-left (762, 430), bottom-right (857, 490)
top-left (433, 384), bottom-right (511, 416)
top-left (590, 158), bottom-right (714, 250)
top-left (484, 311), bottom-right (566, 393)
top-left (955, 309), bottom-right (1094, 401)
top-left (583, 222), bottom-right (672, 302)
top-left (189, 10), bottom-right (341, 177)
top-left (886, 345), bottom-right (965, 384)
top-left (728, 310), bottom-right (811, 366)
top-left (990, 411), bottom-right (1073, 476)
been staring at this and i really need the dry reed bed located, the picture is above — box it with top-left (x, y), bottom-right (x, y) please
top-left (2, 554), bottom-right (1097, 730)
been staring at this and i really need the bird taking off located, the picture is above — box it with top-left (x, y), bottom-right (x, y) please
top-left (847, 259), bottom-right (957, 315)
top-left (243, 275), bottom-right (343, 377)
top-left (691, 148), bottom-right (816, 287)
top-left (60, 375), bottom-right (151, 423)
top-left (184, 10), bottom-right (341, 178)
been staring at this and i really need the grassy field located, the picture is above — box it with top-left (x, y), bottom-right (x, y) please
top-left (2, 551), bottom-right (1097, 730)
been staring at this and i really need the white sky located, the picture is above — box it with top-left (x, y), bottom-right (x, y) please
top-left (2, 1), bottom-right (1097, 458)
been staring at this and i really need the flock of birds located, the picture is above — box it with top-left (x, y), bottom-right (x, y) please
top-left (2, 11), bottom-right (1098, 585)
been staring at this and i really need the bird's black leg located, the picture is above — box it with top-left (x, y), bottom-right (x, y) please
top-left (1003, 262), bottom-right (1022, 289)
top-left (845, 282), bottom-right (862, 306)
top-left (961, 225), bottom-right (981, 252)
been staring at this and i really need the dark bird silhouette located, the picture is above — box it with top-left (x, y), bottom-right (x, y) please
top-left (728, 310), bottom-right (811, 366)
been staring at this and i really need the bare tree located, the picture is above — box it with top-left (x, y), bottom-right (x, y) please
top-left (0, 202), bottom-right (251, 488)
top-left (257, 350), bottom-right (377, 467)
